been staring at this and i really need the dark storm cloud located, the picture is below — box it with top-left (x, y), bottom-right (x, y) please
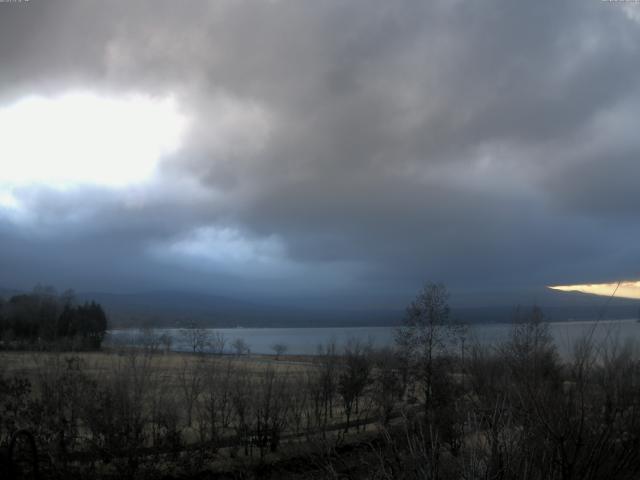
top-left (1, 0), bottom-right (640, 305)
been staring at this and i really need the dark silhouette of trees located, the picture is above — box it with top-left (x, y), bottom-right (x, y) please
top-left (0, 287), bottom-right (108, 350)
top-left (338, 339), bottom-right (372, 432)
top-left (371, 347), bottom-right (404, 424)
top-left (395, 282), bottom-right (457, 414)
top-left (58, 302), bottom-right (108, 349)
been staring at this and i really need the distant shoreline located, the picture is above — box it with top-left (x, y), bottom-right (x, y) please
top-left (108, 317), bottom-right (639, 331)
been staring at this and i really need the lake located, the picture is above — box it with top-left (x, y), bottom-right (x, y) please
top-left (105, 318), bottom-right (640, 357)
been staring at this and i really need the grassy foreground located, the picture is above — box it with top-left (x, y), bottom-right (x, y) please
top-left (0, 346), bottom-right (395, 479)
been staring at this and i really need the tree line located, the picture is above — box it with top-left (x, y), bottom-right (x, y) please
top-left (0, 286), bottom-right (108, 350)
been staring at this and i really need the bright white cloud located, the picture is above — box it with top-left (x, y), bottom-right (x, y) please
top-left (0, 92), bottom-right (188, 192)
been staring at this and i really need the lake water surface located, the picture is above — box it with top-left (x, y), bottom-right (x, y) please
top-left (106, 319), bottom-right (640, 357)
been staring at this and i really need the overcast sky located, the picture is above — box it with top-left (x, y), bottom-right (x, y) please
top-left (1, 0), bottom-right (640, 307)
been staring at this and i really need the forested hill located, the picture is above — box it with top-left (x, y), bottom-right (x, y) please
top-left (81, 289), bottom-right (640, 328)
top-left (2, 287), bottom-right (638, 329)
top-left (76, 290), bottom-right (400, 328)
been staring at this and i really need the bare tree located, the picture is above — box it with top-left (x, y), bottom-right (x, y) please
top-left (287, 375), bottom-right (309, 436)
top-left (501, 305), bottom-right (558, 386)
top-left (80, 348), bottom-right (160, 477)
top-left (230, 365), bottom-right (255, 456)
top-left (209, 331), bottom-right (227, 355)
top-left (177, 357), bottom-right (205, 428)
top-left (139, 327), bottom-right (161, 353)
top-left (198, 359), bottom-right (234, 450)
top-left (271, 343), bottom-right (288, 360)
top-left (316, 339), bottom-right (339, 430)
top-left (253, 367), bottom-right (290, 456)
top-left (371, 347), bottom-right (404, 425)
top-left (180, 322), bottom-right (210, 354)
top-left (231, 338), bottom-right (249, 356)
top-left (158, 332), bottom-right (172, 354)
top-left (338, 338), bottom-right (372, 432)
top-left (395, 282), bottom-right (456, 414)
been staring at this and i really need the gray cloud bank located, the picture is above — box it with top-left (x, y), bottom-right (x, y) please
top-left (1, 0), bottom-right (640, 308)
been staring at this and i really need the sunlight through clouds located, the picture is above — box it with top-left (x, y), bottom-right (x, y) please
top-left (0, 92), bottom-right (188, 192)
top-left (168, 226), bottom-right (286, 266)
top-left (150, 225), bottom-right (305, 280)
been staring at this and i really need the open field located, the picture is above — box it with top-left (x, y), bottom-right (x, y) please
top-left (0, 344), bottom-right (395, 479)
top-left (0, 349), bottom-right (313, 378)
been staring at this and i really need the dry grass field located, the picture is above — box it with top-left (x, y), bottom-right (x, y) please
top-left (0, 345), bottom-right (387, 478)
top-left (0, 349), bottom-right (312, 378)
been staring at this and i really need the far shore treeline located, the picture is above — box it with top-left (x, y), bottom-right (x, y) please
top-left (0, 285), bottom-right (107, 350)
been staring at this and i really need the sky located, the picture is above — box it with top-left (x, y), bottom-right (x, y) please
top-left (1, 0), bottom-right (640, 308)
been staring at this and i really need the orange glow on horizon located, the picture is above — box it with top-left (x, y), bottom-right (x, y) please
top-left (549, 281), bottom-right (640, 300)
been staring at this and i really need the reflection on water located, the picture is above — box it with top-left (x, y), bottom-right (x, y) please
top-left (106, 319), bottom-right (640, 357)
